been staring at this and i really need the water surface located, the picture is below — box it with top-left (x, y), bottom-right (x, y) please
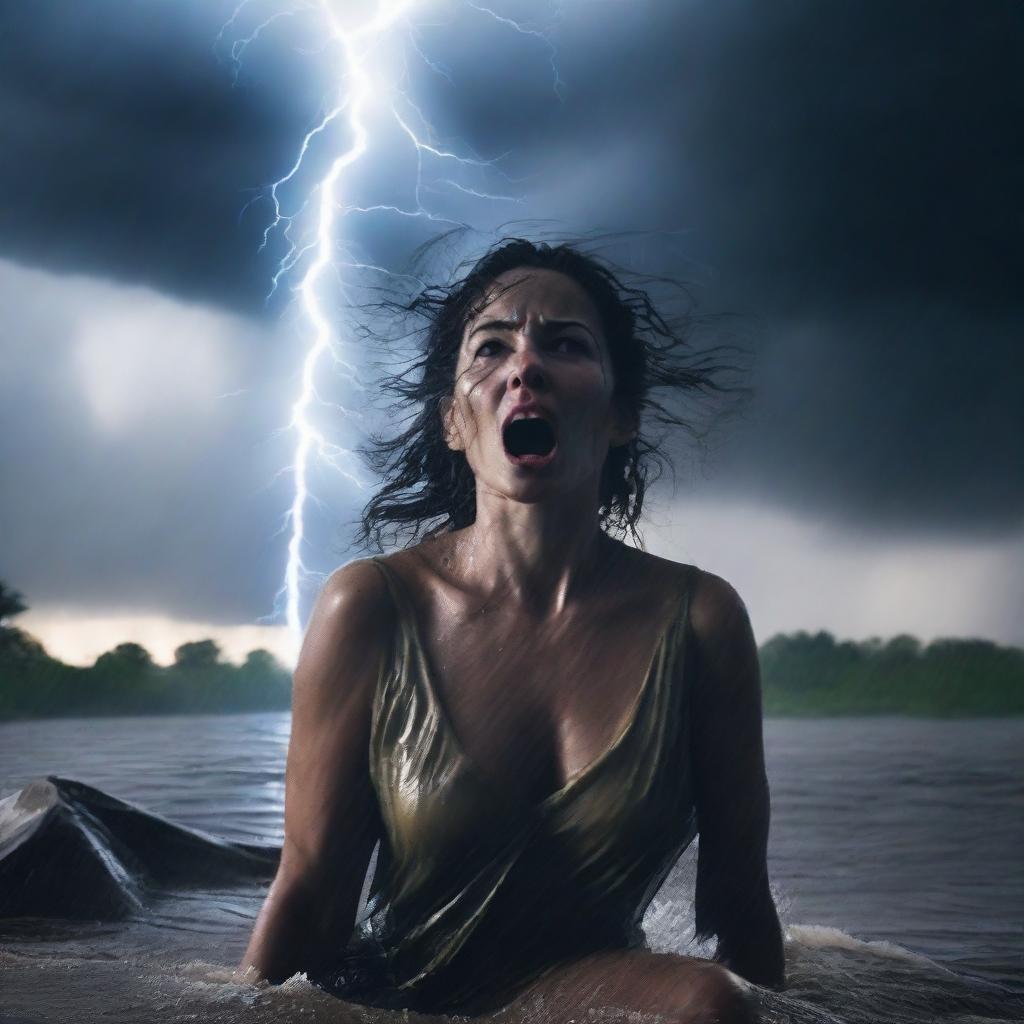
top-left (1, 715), bottom-right (1021, 1022)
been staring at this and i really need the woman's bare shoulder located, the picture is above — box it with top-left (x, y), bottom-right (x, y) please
top-left (277, 561), bottom-right (399, 755)
top-left (688, 569), bottom-right (751, 645)
top-left (318, 557), bottom-right (395, 621)
top-left (299, 559), bottom-right (398, 677)
top-left (614, 545), bottom-right (699, 599)
top-left (682, 566), bottom-right (760, 707)
top-left (622, 546), bottom-right (750, 644)
top-left (369, 536), bottom-right (462, 596)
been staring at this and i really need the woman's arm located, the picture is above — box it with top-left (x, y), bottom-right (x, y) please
top-left (238, 559), bottom-right (394, 983)
top-left (689, 570), bottom-right (785, 989)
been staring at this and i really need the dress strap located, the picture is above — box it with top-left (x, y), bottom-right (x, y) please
top-left (368, 557), bottom-right (440, 689)
top-left (369, 557), bottom-right (418, 634)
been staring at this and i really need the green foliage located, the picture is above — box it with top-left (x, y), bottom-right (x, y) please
top-left (95, 643), bottom-right (154, 672)
top-left (0, 583), bottom-right (28, 624)
top-left (173, 639), bottom-right (222, 670)
top-left (0, 633), bottom-right (292, 721)
top-left (0, 626), bottom-right (49, 664)
top-left (760, 631), bottom-right (1024, 716)
top-left (0, 575), bottom-right (1020, 720)
top-left (0, 578), bottom-right (295, 719)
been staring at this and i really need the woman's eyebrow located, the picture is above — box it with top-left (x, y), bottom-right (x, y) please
top-left (466, 318), bottom-right (596, 341)
top-left (467, 318), bottom-right (521, 341)
top-left (541, 319), bottom-right (596, 338)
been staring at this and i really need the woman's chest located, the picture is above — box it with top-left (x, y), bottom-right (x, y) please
top-left (371, 595), bottom-right (695, 890)
top-left (412, 599), bottom-right (677, 803)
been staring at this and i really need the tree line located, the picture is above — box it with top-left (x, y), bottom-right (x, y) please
top-left (0, 583), bottom-right (291, 720)
top-left (759, 630), bottom-right (1024, 715)
top-left (2, 582), bottom-right (1022, 719)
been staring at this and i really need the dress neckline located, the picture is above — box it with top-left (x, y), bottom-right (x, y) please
top-left (371, 557), bottom-right (691, 812)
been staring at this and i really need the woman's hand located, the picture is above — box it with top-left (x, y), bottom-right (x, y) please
top-left (689, 570), bottom-right (785, 990)
top-left (238, 560), bottom-right (394, 983)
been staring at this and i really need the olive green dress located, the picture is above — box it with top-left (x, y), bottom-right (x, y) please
top-left (314, 558), bottom-right (698, 1014)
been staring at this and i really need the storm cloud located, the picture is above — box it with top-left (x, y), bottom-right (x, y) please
top-left (1, 0), bottom-right (1021, 635)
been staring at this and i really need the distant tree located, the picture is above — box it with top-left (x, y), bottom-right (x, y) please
top-left (236, 648), bottom-right (292, 710)
top-left (172, 639), bottom-right (222, 670)
top-left (0, 626), bottom-right (49, 663)
top-left (0, 582), bottom-right (28, 625)
top-left (882, 634), bottom-right (922, 662)
top-left (925, 637), bottom-right (999, 658)
top-left (86, 642), bottom-right (160, 713)
top-left (94, 642), bottom-right (155, 672)
top-left (242, 649), bottom-right (283, 675)
top-left (860, 636), bottom-right (884, 657)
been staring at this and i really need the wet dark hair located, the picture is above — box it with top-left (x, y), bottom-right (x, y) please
top-left (358, 238), bottom-right (737, 550)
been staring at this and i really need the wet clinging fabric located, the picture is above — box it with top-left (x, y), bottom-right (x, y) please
top-left (318, 557), bottom-right (698, 1013)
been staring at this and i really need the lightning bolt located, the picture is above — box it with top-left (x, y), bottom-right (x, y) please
top-left (219, 1), bottom-right (563, 658)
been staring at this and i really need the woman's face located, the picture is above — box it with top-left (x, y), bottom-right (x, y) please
top-left (446, 267), bottom-right (634, 506)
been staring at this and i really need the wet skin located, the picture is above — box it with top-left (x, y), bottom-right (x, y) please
top-left (240, 269), bottom-right (783, 1022)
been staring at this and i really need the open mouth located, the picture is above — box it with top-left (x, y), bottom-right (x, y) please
top-left (502, 417), bottom-right (557, 463)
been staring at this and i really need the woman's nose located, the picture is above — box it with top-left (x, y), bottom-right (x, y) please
top-left (508, 351), bottom-right (546, 392)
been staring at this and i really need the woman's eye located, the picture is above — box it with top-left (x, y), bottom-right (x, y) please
top-left (474, 339), bottom-right (504, 358)
top-left (551, 336), bottom-right (588, 354)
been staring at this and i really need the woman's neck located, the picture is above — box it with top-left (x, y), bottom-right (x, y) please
top-left (452, 484), bottom-right (617, 617)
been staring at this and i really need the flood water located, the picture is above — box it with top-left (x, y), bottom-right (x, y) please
top-left (1, 714), bottom-right (1021, 1023)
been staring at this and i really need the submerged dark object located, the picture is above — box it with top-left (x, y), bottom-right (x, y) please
top-left (0, 776), bottom-right (279, 920)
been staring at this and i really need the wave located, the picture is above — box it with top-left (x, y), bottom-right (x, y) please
top-left (786, 924), bottom-right (951, 967)
top-left (2, 779), bottom-right (1021, 1023)
top-left (0, 776), bottom-right (279, 919)
top-left (772, 925), bottom-right (1022, 1024)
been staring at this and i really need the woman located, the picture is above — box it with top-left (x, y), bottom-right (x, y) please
top-left (239, 240), bottom-right (785, 1022)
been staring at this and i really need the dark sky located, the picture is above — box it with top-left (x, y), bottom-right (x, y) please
top-left (1, 1), bottom-right (1022, 649)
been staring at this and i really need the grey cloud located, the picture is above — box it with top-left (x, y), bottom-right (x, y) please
top-left (0, 262), bottom-right (308, 623)
top-left (1, 0), bottom-right (1022, 636)
top-left (708, 306), bottom-right (1024, 535)
top-left (0, 0), bottom-right (316, 312)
